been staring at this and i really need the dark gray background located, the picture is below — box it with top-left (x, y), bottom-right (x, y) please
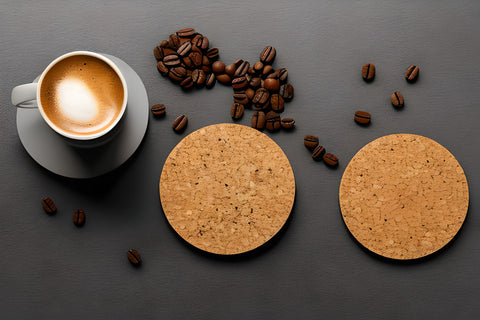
top-left (1, 1), bottom-right (479, 319)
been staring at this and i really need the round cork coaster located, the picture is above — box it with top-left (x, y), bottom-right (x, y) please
top-left (339, 134), bottom-right (469, 260)
top-left (159, 123), bottom-right (295, 255)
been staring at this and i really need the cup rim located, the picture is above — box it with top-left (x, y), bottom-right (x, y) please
top-left (36, 51), bottom-right (128, 141)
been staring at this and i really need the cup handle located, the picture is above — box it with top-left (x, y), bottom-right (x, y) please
top-left (11, 83), bottom-right (38, 108)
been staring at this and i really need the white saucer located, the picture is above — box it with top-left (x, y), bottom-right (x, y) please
top-left (16, 54), bottom-right (149, 179)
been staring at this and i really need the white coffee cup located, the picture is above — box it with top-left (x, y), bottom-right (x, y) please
top-left (11, 51), bottom-right (128, 146)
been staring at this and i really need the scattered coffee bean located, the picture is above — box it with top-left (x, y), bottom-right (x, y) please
top-left (233, 91), bottom-right (249, 105)
top-left (265, 111), bottom-right (281, 132)
top-left (252, 88), bottom-right (270, 108)
top-left (304, 135), bottom-right (319, 149)
top-left (277, 68), bottom-right (288, 83)
top-left (362, 63), bottom-right (375, 81)
top-left (189, 52), bottom-right (203, 68)
top-left (168, 34), bottom-right (181, 49)
top-left (249, 77), bottom-right (261, 88)
top-left (41, 197), bottom-right (57, 214)
top-left (192, 69), bottom-right (206, 87)
top-left (279, 84), bottom-right (294, 100)
top-left (405, 65), bottom-right (419, 82)
top-left (260, 46), bottom-right (276, 65)
top-left (205, 73), bottom-right (216, 89)
top-left (163, 54), bottom-right (181, 67)
top-left (73, 209), bottom-right (86, 227)
top-left (245, 88), bottom-right (255, 100)
top-left (154, 46), bottom-right (164, 60)
top-left (253, 61), bottom-right (264, 73)
top-left (231, 103), bottom-right (245, 120)
top-left (169, 66), bottom-right (187, 82)
top-left (172, 115), bottom-right (188, 132)
top-left (231, 76), bottom-right (248, 90)
top-left (264, 78), bottom-right (280, 92)
top-left (177, 41), bottom-right (192, 57)
top-left (270, 94), bottom-right (284, 112)
top-left (354, 111), bottom-right (371, 124)
top-left (262, 65), bottom-right (274, 78)
top-left (212, 61), bottom-right (226, 74)
top-left (312, 145), bottom-right (326, 161)
top-left (176, 27), bottom-right (196, 38)
top-left (391, 91), bottom-right (404, 107)
top-left (156, 61), bottom-right (169, 76)
top-left (234, 61), bottom-right (250, 77)
top-left (217, 73), bottom-right (232, 84)
top-left (323, 153), bottom-right (339, 167)
top-left (127, 249), bottom-right (142, 266)
top-left (151, 104), bottom-right (166, 117)
top-left (280, 117), bottom-right (295, 129)
top-left (206, 48), bottom-right (219, 60)
top-left (251, 111), bottom-right (266, 130)
top-left (225, 63), bottom-right (236, 77)
top-left (180, 76), bottom-right (194, 89)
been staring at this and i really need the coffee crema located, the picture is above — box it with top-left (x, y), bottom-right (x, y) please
top-left (40, 55), bottom-right (125, 136)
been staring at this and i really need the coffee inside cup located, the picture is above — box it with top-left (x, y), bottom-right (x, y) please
top-left (39, 54), bottom-right (125, 137)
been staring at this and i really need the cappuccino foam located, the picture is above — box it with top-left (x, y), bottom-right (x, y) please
top-left (40, 55), bottom-right (125, 136)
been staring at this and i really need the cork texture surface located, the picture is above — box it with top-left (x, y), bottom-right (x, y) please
top-left (339, 134), bottom-right (469, 260)
top-left (159, 123), bottom-right (295, 255)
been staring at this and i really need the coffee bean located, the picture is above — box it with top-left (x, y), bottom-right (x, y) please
top-left (252, 88), bottom-right (270, 108)
top-left (234, 61), bottom-right (250, 77)
top-left (279, 84), bottom-right (294, 100)
top-left (202, 55), bottom-right (211, 66)
top-left (206, 48), bottom-right (219, 60)
top-left (154, 46), bottom-right (164, 60)
top-left (264, 78), bottom-right (280, 92)
top-left (251, 111), bottom-right (266, 130)
top-left (231, 103), bottom-right (244, 120)
top-left (127, 249), bottom-right (142, 266)
top-left (265, 111), bottom-right (281, 131)
top-left (362, 63), bottom-right (375, 81)
top-left (405, 65), bottom-right (419, 82)
top-left (168, 67), bottom-right (187, 82)
top-left (270, 94), bottom-right (284, 112)
top-left (260, 46), bottom-right (276, 65)
top-left (248, 67), bottom-right (256, 75)
top-left (312, 145), bottom-right (326, 161)
top-left (233, 91), bottom-right (249, 104)
top-left (163, 54), bottom-right (181, 67)
top-left (168, 34), bottom-right (181, 49)
top-left (192, 69), bottom-right (206, 87)
top-left (205, 73), bottom-right (216, 89)
top-left (151, 104), bottom-right (166, 116)
top-left (391, 91), bottom-right (404, 107)
top-left (267, 70), bottom-right (280, 79)
top-left (180, 76), bottom-right (194, 89)
top-left (212, 61), bottom-right (226, 74)
top-left (201, 65), bottom-right (211, 74)
top-left (281, 117), bottom-right (295, 129)
top-left (249, 77), bottom-right (261, 88)
top-left (182, 56), bottom-right (194, 69)
top-left (177, 41), bottom-right (192, 57)
top-left (156, 61), bottom-right (169, 76)
top-left (176, 27), bottom-right (196, 38)
top-left (225, 64), bottom-right (236, 77)
top-left (73, 209), bottom-right (86, 227)
top-left (354, 111), bottom-right (371, 124)
top-left (253, 61), bottom-right (264, 73)
top-left (245, 88), bottom-right (255, 100)
top-left (199, 36), bottom-right (209, 51)
top-left (216, 73), bottom-right (232, 85)
top-left (189, 52), bottom-right (203, 68)
top-left (304, 135), bottom-right (319, 149)
top-left (278, 68), bottom-right (288, 83)
top-left (231, 76), bottom-right (248, 90)
top-left (41, 197), bottom-right (57, 214)
top-left (262, 65), bottom-right (274, 78)
top-left (172, 115), bottom-right (188, 132)
top-left (160, 40), bottom-right (170, 48)
top-left (323, 153), bottom-right (338, 167)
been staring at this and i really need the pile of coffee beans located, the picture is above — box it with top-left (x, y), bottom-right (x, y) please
top-left (304, 135), bottom-right (338, 167)
top-left (154, 27), bottom-right (219, 90)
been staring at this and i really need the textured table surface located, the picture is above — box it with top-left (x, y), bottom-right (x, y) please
top-left (1, 1), bottom-right (479, 319)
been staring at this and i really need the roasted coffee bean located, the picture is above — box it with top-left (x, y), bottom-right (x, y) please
top-left (249, 77), bottom-right (261, 88)
top-left (204, 73), bottom-right (215, 89)
top-left (278, 68), bottom-right (288, 83)
top-left (262, 65), bottom-right (274, 78)
top-left (251, 111), bottom-right (266, 130)
top-left (160, 40), bottom-right (170, 48)
top-left (312, 145), bottom-right (326, 161)
top-left (362, 63), bottom-right (375, 81)
top-left (264, 78), bottom-right (280, 92)
top-left (354, 111), bottom-right (371, 124)
top-left (270, 94), bottom-right (285, 112)
top-left (279, 84), bottom-right (294, 100)
top-left (391, 91), bottom-right (404, 107)
top-left (252, 88), bottom-right (270, 107)
top-left (41, 197), bottom-right (57, 214)
top-left (225, 64), bottom-right (236, 76)
top-left (267, 70), bottom-right (280, 79)
top-left (323, 153), bottom-right (338, 167)
top-left (245, 88), bottom-right (255, 100)
top-left (233, 91), bottom-right (249, 104)
top-left (253, 61), bottom-right (264, 73)
top-left (191, 44), bottom-right (202, 54)
top-left (265, 111), bottom-right (281, 131)
top-left (281, 117), bottom-right (295, 129)
top-left (234, 61), bottom-right (250, 77)
top-left (180, 76), bottom-right (194, 89)
top-left (154, 46), bottom-right (164, 60)
top-left (169, 67), bottom-right (187, 82)
top-left (156, 61), bottom-right (169, 76)
top-left (73, 209), bottom-right (86, 227)
top-left (163, 54), bottom-right (181, 67)
top-left (217, 73), bottom-right (232, 84)
top-left (177, 41), bottom-right (192, 56)
top-left (172, 115), bottom-right (188, 132)
top-left (260, 46), bottom-right (276, 65)
top-left (192, 69), bottom-right (206, 87)
top-left (304, 135), bottom-right (319, 149)
top-left (231, 76), bottom-right (248, 90)
top-left (231, 103), bottom-right (244, 120)
top-left (212, 61), bottom-right (226, 74)
top-left (168, 34), bottom-right (181, 49)
top-left (206, 48), bottom-right (219, 60)
top-left (201, 65), bottom-right (211, 74)
top-left (248, 67), bottom-right (256, 75)
top-left (405, 65), bottom-right (419, 82)
top-left (199, 36), bottom-right (209, 50)
top-left (244, 73), bottom-right (251, 83)
top-left (182, 56), bottom-right (194, 69)
top-left (176, 27), bottom-right (196, 38)
top-left (151, 104), bottom-right (166, 116)
top-left (202, 55), bottom-right (211, 66)
top-left (127, 249), bottom-right (142, 266)
top-left (189, 52), bottom-right (203, 67)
